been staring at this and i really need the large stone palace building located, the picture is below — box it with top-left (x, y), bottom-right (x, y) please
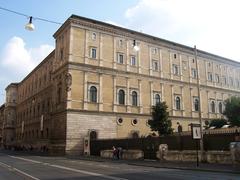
top-left (1, 15), bottom-right (240, 155)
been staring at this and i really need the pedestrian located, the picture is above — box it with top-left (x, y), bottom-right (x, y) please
top-left (118, 147), bottom-right (123, 159)
top-left (177, 122), bottom-right (182, 133)
top-left (112, 146), bottom-right (117, 159)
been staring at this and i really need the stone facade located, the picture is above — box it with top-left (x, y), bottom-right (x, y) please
top-left (0, 104), bottom-right (5, 147)
top-left (1, 15), bottom-right (240, 155)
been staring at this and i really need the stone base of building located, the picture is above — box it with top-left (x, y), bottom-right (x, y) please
top-left (49, 144), bottom-right (66, 156)
top-left (66, 111), bottom-right (117, 155)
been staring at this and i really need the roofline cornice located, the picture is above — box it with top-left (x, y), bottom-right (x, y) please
top-left (57, 14), bottom-right (240, 67)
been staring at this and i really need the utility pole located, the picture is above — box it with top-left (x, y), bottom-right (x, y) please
top-left (194, 45), bottom-right (204, 161)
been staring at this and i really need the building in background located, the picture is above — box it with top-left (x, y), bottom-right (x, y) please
top-left (1, 15), bottom-right (240, 155)
top-left (0, 104), bottom-right (5, 147)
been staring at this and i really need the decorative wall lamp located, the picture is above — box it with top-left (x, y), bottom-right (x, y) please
top-left (133, 40), bottom-right (140, 51)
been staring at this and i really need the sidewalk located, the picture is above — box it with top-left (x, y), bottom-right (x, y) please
top-left (69, 155), bottom-right (240, 174)
top-left (1, 149), bottom-right (239, 174)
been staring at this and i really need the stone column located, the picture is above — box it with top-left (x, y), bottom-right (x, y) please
top-left (159, 49), bottom-right (163, 78)
top-left (171, 84), bottom-right (174, 116)
top-left (99, 73), bottom-right (103, 111)
top-left (113, 38), bottom-right (116, 69)
top-left (227, 66), bottom-right (230, 89)
top-left (66, 73), bottom-right (72, 109)
top-left (169, 51), bottom-right (173, 79)
top-left (213, 62), bottom-right (216, 87)
top-left (126, 77), bottom-right (130, 113)
top-left (189, 87), bottom-right (193, 117)
top-left (138, 49), bottom-right (142, 74)
top-left (181, 86), bottom-right (185, 116)
top-left (84, 30), bottom-right (89, 64)
top-left (160, 83), bottom-right (164, 102)
top-left (233, 68), bottom-right (236, 89)
top-left (214, 91), bottom-right (217, 118)
top-left (138, 79), bottom-right (143, 113)
top-left (206, 90), bottom-right (209, 118)
top-left (126, 41), bottom-right (130, 72)
top-left (113, 75), bottom-right (117, 112)
top-left (83, 72), bottom-right (88, 110)
top-left (150, 81), bottom-right (153, 110)
top-left (188, 56), bottom-right (192, 83)
top-left (179, 55), bottom-right (183, 81)
top-left (149, 47), bottom-right (153, 76)
top-left (68, 27), bottom-right (73, 62)
top-left (99, 33), bottom-right (103, 67)
top-left (220, 65), bottom-right (223, 87)
top-left (205, 61), bottom-right (208, 85)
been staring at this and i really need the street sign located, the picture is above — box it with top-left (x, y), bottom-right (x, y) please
top-left (190, 123), bottom-right (201, 167)
top-left (191, 123), bottom-right (201, 140)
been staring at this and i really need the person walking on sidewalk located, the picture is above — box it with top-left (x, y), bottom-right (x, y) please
top-left (112, 146), bottom-right (117, 159)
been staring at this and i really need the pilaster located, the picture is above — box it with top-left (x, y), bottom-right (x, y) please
top-left (83, 72), bottom-right (88, 110)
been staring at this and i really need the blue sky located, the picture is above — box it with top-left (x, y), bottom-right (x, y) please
top-left (1, 0), bottom-right (240, 104)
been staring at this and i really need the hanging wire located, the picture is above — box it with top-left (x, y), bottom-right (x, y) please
top-left (0, 6), bottom-right (62, 25)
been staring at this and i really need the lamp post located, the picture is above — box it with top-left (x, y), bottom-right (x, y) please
top-left (194, 45), bottom-right (204, 162)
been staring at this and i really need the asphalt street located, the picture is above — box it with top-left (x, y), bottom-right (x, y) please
top-left (0, 151), bottom-right (239, 180)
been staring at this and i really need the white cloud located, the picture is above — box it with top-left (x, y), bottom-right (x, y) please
top-left (125, 0), bottom-right (240, 61)
top-left (1, 36), bottom-right (54, 76)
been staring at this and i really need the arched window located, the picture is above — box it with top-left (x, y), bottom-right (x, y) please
top-left (211, 101), bottom-right (215, 113)
top-left (90, 131), bottom-right (97, 140)
top-left (194, 98), bottom-right (199, 111)
top-left (90, 86), bottom-right (97, 103)
top-left (219, 102), bottom-right (223, 114)
top-left (176, 96), bottom-right (181, 110)
top-left (132, 91), bottom-right (138, 106)
top-left (118, 90), bottom-right (125, 105)
top-left (155, 94), bottom-right (161, 105)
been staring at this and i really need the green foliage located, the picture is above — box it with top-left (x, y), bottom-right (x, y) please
top-left (209, 118), bottom-right (228, 129)
top-left (224, 96), bottom-right (240, 127)
top-left (149, 102), bottom-right (173, 136)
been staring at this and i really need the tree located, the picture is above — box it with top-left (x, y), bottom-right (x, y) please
top-left (149, 102), bottom-right (173, 136)
top-left (224, 96), bottom-right (240, 127)
top-left (209, 118), bottom-right (227, 129)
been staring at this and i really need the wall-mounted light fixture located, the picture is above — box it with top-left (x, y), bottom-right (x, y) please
top-left (133, 40), bottom-right (140, 51)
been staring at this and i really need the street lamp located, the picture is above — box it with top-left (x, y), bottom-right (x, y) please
top-left (133, 40), bottom-right (140, 51)
top-left (25, 16), bottom-right (35, 31)
top-left (194, 45), bottom-right (204, 161)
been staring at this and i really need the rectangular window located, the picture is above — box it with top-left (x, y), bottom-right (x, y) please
top-left (229, 77), bottom-right (233, 86)
top-left (208, 72), bottom-right (213, 82)
top-left (236, 80), bottom-right (240, 88)
top-left (152, 60), bottom-right (159, 71)
top-left (172, 64), bottom-right (179, 75)
top-left (117, 53), bottom-right (124, 64)
top-left (152, 48), bottom-right (158, 54)
top-left (222, 76), bottom-right (227, 85)
top-left (191, 68), bottom-right (197, 79)
top-left (90, 47), bottom-right (97, 59)
top-left (215, 74), bottom-right (220, 83)
top-left (130, 56), bottom-right (137, 66)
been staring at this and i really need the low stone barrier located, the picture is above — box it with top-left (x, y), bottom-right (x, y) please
top-left (101, 149), bottom-right (144, 160)
top-left (157, 150), bottom-right (232, 164)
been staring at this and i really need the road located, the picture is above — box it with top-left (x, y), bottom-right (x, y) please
top-left (0, 151), bottom-right (239, 180)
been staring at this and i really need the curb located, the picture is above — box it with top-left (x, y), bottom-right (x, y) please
top-left (126, 162), bottom-right (240, 175)
top-left (71, 156), bottom-right (240, 175)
